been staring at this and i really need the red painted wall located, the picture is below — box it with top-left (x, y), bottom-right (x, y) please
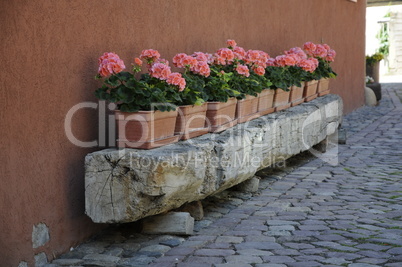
top-left (0, 0), bottom-right (365, 265)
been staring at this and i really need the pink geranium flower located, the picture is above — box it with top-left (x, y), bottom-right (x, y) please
top-left (236, 64), bottom-right (250, 77)
top-left (226, 39), bottom-right (237, 48)
top-left (193, 61), bottom-right (211, 77)
top-left (244, 50), bottom-right (269, 68)
top-left (150, 62), bottom-right (171, 80)
top-left (173, 53), bottom-right (187, 67)
top-left (192, 52), bottom-right (209, 62)
top-left (205, 53), bottom-right (214, 64)
top-left (155, 58), bottom-right (170, 66)
top-left (245, 50), bottom-right (261, 64)
top-left (98, 52), bottom-right (126, 77)
top-left (140, 49), bottom-right (161, 64)
top-left (233, 46), bottom-right (246, 60)
top-left (303, 42), bottom-right (317, 57)
top-left (214, 48), bottom-right (235, 65)
top-left (173, 53), bottom-right (197, 69)
top-left (253, 65), bottom-right (265, 76)
top-left (134, 57), bottom-right (143, 66)
top-left (266, 58), bottom-right (276, 67)
top-left (323, 44), bottom-right (331, 52)
top-left (275, 55), bottom-right (297, 67)
top-left (258, 50), bottom-right (270, 66)
top-left (182, 56), bottom-right (198, 69)
top-left (325, 49), bottom-right (336, 62)
top-left (310, 57), bottom-right (319, 68)
top-left (297, 58), bottom-right (317, 73)
top-left (285, 47), bottom-right (307, 61)
top-left (313, 44), bottom-right (328, 58)
top-left (166, 72), bottom-right (186, 91)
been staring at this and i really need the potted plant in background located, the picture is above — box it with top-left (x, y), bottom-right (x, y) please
top-left (221, 40), bottom-right (272, 123)
top-left (95, 50), bottom-right (184, 149)
top-left (303, 42), bottom-right (337, 97)
top-left (172, 52), bottom-right (210, 140)
top-left (201, 44), bottom-right (242, 132)
top-left (265, 54), bottom-right (296, 111)
top-left (283, 47), bottom-right (309, 106)
top-left (366, 52), bottom-right (384, 84)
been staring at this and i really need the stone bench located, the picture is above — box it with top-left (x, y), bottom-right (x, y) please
top-left (85, 94), bottom-right (343, 223)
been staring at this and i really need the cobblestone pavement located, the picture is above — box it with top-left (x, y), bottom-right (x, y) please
top-left (49, 83), bottom-right (402, 267)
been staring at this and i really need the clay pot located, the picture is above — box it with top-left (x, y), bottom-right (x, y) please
top-left (175, 103), bottom-right (208, 140)
top-left (317, 78), bottom-right (331, 97)
top-left (116, 109), bottom-right (179, 149)
top-left (257, 89), bottom-right (275, 116)
top-left (304, 80), bottom-right (319, 102)
top-left (290, 82), bottom-right (305, 107)
top-left (236, 95), bottom-right (260, 123)
top-left (273, 88), bottom-right (291, 111)
top-left (205, 97), bottom-right (238, 133)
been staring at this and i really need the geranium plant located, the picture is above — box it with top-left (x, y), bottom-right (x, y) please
top-left (172, 52), bottom-right (211, 106)
top-left (205, 40), bottom-right (271, 100)
top-left (95, 50), bottom-right (186, 112)
top-left (265, 48), bottom-right (316, 90)
top-left (303, 42), bottom-right (337, 80)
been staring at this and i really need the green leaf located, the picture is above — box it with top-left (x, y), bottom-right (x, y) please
top-left (194, 97), bottom-right (205, 106)
top-left (117, 86), bottom-right (133, 102)
top-left (116, 71), bottom-right (132, 82)
top-left (105, 75), bottom-right (120, 87)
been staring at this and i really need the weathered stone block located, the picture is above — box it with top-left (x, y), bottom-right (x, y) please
top-left (365, 87), bottom-right (377, 106)
top-left (338, 127), bottom-right (347, 144)
top-left (85, 94), bottom-right (342, 223)
top-left (235, 176), bottom-right (260, 193)
top-left (34, 252), bottom-right (48, 267)
top-left (32, 223), bottom-right (50, 248)
top-left (177, 201), bottom-right (204, 220)
top-left (141, 212), bottom-right (194, 235)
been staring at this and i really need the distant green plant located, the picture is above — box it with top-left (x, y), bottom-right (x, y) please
top-left (377, 24), bottom-right (389, 56)
top-left (376, 12), bottom-right (390, 56)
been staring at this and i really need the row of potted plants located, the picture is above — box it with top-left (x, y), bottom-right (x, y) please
top-left (95, 40), bottom-right (337, 149)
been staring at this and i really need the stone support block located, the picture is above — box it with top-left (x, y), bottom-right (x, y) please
top-left (338, 127), bottom-right (347, 144)
top-left (141, 212), bottom-right (194, 235)
top-left (85, 94), bottom-right (343, 223)
top-left (176, 201), bottom-right (204, 220)
top-left (235, 176), bottom-right (260, 193)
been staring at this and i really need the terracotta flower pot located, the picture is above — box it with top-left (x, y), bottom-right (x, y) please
top-left (317, 78), bottom-right (331, 97)
top-left (290, 82), bottom-right (305, 107)
top-left (116, 109), bottom-right (179, 149)
top-left (206, 97), bottom-right (238, 133)
top-left (273, 88), bottom-right (291, 111)
top-left (175, 103), bottom-right (209, 140)
top-left (257, 89), bottom-right (275, 116)
top-left (303, 80), bottom-right (319, 102)
top-left (236, 95), bottom-right (260, 123)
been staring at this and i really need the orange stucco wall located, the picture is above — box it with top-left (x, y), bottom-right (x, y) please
top-left (0, 1), bottom-right (365, 265)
